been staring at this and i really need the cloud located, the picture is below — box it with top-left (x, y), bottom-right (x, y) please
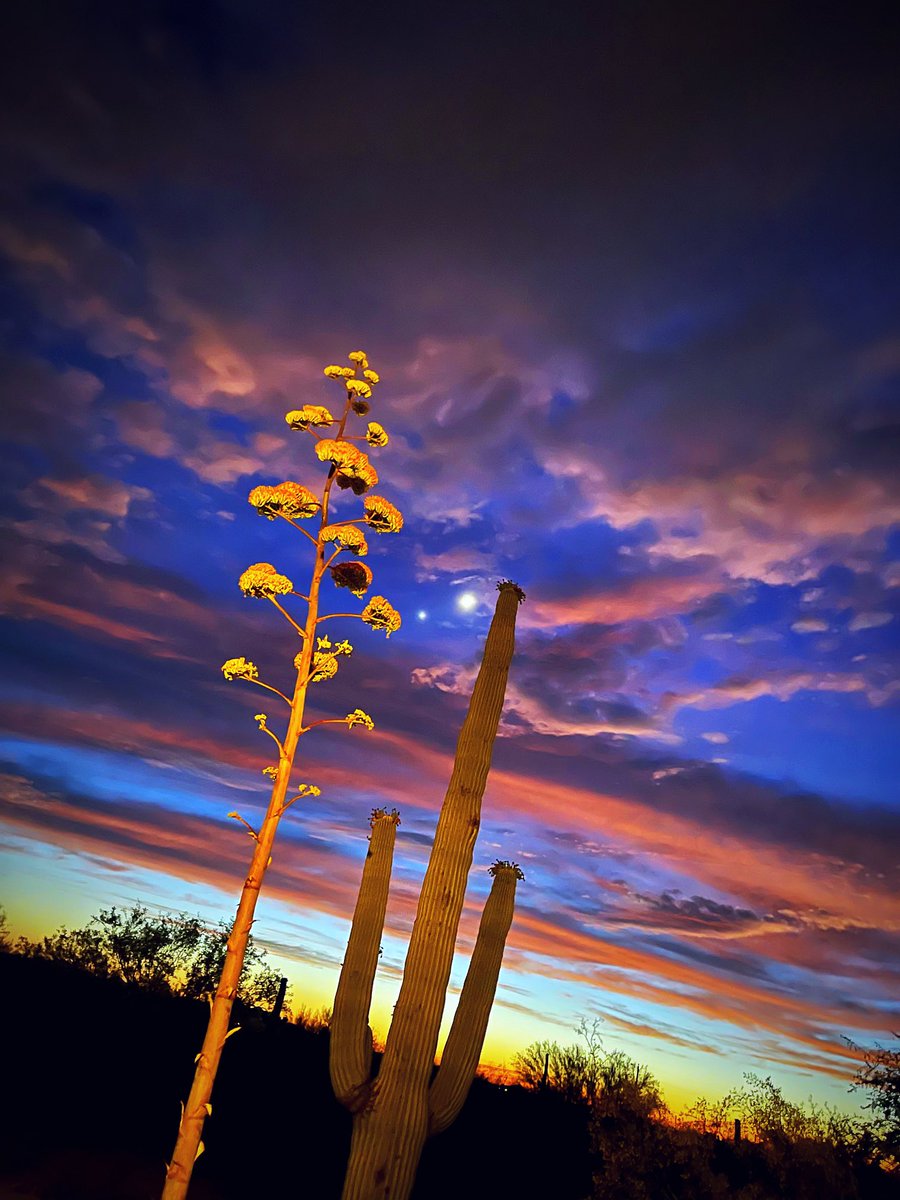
top-left (525, 572), bottom-right (725, 630)
top-left (666, 669), bottom-right (876, 712)
top-left (542, 455), bottom-right (900, 587)
top-left (37, 475), bottom-right (152, 518)
top-left (181, 440), bottom-right (270, 486)
top-left (113, 401), bottom-right (176, 457)
top-left (606, 889), bottom-right (796, 941)
top-left (0, 218), bottom-right (73, 279)
top-left (0, 352), bottom-right (102, 450)
top-left (412, 627), bottom-right (679, 743)
top-left (790, 618), bottom-right (829, 633)
top-left (0, 542), bottom-right (216, 659)
top-left (413, 544), bottom-right (497, 582)
top-left (848, 611), bottom-right (894, 632)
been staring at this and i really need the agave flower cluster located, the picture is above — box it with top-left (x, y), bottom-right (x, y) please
top-left (222, 349), bottom-right (404, 752)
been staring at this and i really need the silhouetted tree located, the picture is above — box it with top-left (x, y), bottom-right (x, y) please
top-left (13, 904), bottom-right (285, 1010)
top-left (513, 1018), bottom-right (605, 1104)
top-left (593, 1051), bottom-right (665, 1122)
top-left (850, 1036), bottom-right (900, 1167)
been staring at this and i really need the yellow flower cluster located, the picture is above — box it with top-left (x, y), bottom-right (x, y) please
top-left (321, 523), bottom-right (369, 556)
top-left (363, 495), bottom-right (404, 533)
top-left (319, 634), bottom-right (354, 657)
top-left (322, 352), bottom-right (380, 400)
top-left (309, 653), bottom-right (338, 683)
top-left (238, 562), bottom-right (295, 598)
top-left (346, 708), bottom-right (375, 730)
top-left (298, 634), bottom-right (353, 683)
top-left (221, 657), bottom-right (258, 681)
top-left (330, 560), bottom-right (373, 596)
top-left (315, 438), bottom-right (379, 494)
top-left (361, 595), bottom-right (401, 637)
top-left (345, 378), bottom-right (372, 400)
top-left (365, 422), bottom-right (388, 448)
top-left (247, 481), bottom-right (320, 521)
top-left (314, 438), bottom-right (357, 471)
top-left (285, 405), bottom-right (334, 431)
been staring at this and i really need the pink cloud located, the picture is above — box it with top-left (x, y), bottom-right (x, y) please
top-left (539, 448), bottom-right (900, 584)
top-left (848, 611), bottom-right (893, 631)
top-left (182, 441), bottom-right (271, 485)
top-left (667, 669), bottom-right (873, 713)
top-left (414, 545), bottom-right (497, 581)
top-left (37, 475), bottom-right (152, 518)
top-left (0, 219), bottom-right (72, 279)
top-left (0, 573), bottom-right (170, 649)
top-left (0, 558), bottom-right (209, 656)
top-left (114, 401), bottom-right (176, 457)
top-left (525, 574), bottom-right (724, 629)
top-left (790, 617), bottom-right (829, 633)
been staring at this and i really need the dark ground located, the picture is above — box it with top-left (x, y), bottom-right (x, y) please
top-left (0, 953), bottom-right (590, 1199)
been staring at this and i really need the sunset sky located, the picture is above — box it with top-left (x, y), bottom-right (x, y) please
top-left (1, 2), bottom-right (898, 1115)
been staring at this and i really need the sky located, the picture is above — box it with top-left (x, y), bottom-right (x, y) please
top-left (1, 0), bottom-right (898, 1115)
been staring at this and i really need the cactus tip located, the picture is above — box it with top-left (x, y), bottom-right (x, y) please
top-left (489, 858), bottom-right (525, 880)
top-left (496, 579), bottom-right (526, 603)
top-left (370, 806), bottom-right (401, 827)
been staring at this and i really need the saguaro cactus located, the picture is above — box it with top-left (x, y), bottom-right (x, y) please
top-left (330, 580), bottom-right (525, 1200)
top-left (162, 352), bottom-right (403, 1199)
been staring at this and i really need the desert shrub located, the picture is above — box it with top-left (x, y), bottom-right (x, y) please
top-left (293, 1003), bottom-right (332, 1032)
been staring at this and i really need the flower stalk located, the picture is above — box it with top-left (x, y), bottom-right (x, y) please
top-left (161, 352), bottom-right (402, 1199)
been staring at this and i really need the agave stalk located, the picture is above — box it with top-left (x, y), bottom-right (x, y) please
top-left (330, 581), bottom-right (525, 1200)
top-left (162, 353), bottom-right (402, 1199)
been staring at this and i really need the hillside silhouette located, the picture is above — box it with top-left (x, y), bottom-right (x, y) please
top-left (1, 920), bottom-right (895, 1200)
top-left (0, 950), bottom-right (589, 1199)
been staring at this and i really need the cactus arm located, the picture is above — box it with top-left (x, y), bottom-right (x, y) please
top-left (428, 861), bottom-right (521, 1135)
top-left (330, 809), bottom-right (399, 1111)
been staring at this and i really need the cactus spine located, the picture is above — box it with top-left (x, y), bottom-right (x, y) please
top-left (330, 581), bottom-right (525, 1200)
